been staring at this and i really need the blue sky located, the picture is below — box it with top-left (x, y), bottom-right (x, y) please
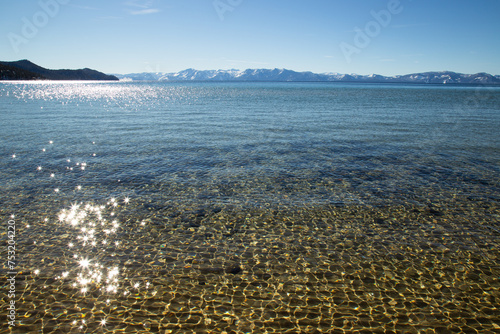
top-left (1, 0), bottom-right (499, 76)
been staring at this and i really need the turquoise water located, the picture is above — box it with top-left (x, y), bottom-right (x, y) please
top-left (1, 82), bottom-right (499, 333)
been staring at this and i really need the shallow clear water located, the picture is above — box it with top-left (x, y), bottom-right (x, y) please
top-left (1, 82), bottom-right (499, 333)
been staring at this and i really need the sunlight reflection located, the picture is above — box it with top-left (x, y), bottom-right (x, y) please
top-left (4, 82), bottom-right (189, 113)
top-left (56, 198), bottom-right (130, 300)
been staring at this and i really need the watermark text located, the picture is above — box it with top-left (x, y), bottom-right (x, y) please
top-left (6, 217), bottom-right (17, 327)
top-left (8, 0), bottom-right (70, 53)
top-left (340, 0), bottom-right (404, 63)
top-left (213, 0), bottom-right (243, 21)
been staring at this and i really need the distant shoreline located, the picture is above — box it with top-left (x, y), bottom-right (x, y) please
top-left (0, 60), bottom-right (119, 81)
top-left (113, 68), bottom-right (500, 85)
top-left (1, 60), bottom-right (498, 85)
top-left (2, 79), bottom-right (499, 87)
top-left (115, 80), bottom-right (500, 87)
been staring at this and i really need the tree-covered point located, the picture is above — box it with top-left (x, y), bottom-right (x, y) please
top-left (0, 60), bottom-right (119, 81)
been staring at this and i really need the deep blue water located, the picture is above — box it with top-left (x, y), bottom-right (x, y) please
top-left (1, 81), bottom-right (499, 209)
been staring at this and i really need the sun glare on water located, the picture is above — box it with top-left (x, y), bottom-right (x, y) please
top-left (9, 137), bottom-right (152, 330)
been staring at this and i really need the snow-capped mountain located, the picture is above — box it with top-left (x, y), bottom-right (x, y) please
top-left (395, 71), bottom-right (500, 84)
top-left (113, 69), bottom-right (500, 85)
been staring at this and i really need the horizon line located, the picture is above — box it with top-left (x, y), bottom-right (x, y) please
top-left (2, 60), bottom-right (498, 77)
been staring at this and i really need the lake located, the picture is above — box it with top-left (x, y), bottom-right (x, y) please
top-left (1, 81), bottom-right (499, 333)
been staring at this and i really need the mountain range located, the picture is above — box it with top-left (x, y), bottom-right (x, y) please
top-left (1, 60), bottom-right (498, 85)
top-left (0, 60), bottom-right (118, 81)
top-left (115, 68), bottom-right (500, 85)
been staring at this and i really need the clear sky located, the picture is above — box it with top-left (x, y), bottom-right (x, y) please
top-left (1, 0), bottom-right (499, 76)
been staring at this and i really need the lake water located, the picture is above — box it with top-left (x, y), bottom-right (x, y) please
top-left (1, 81), bottom-right (499, 333)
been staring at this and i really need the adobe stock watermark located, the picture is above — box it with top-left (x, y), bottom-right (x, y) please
top-left (417, 83), bottom-right (499, 151)
top-left (144, 62), bottom-right (162, 74)
top-left (455, 84), bottom-right (498, 114)
top-left (450, 83), bottom-right (499, 131)
top-left (340, 0), bottom-right (405, 64)
top-left (7, 0), bottom-right (70, 54)
top-left (6, 217), bottom-right (17, 327)
top-left (213, 0), bottom-right (243, 21)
